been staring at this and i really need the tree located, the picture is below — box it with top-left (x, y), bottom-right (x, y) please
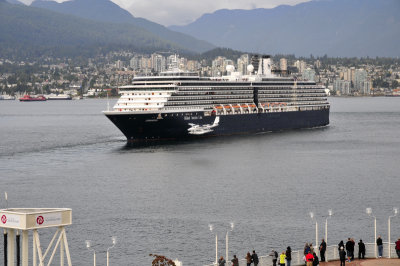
top-left (149, 254), bottom-right (176, 266)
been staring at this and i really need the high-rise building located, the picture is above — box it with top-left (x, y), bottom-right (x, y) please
top-left (302, 68), bottom-right (315, 81)
top-left (354, 69), bottom-right (368, 93)
top-left (151, 53), bottom-right (166, 73)
top-left (334, 79), bottom-right (351, 95)
top-left (237, 54), bottom-right (249, 75)
top-left (294, 60), bottom-right (306, 73)
top-left (130, 56), bottom-right (141, 70)
top-left (116, 60), bottom-right (124, 69)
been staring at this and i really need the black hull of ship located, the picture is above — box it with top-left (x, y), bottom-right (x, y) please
top-left (105, 108), bottom-right (330, 143)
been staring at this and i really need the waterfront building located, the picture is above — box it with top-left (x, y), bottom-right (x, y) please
top-left (294, 60), bottom-right (306, 73)
top-left (354, 69), bottom-right (368, 93)
top-left (211, 56), bottom-right (227, 76)
top-left (334, 79), bottom-right (351, 95)
top-left (130, 56), bottom-right (141, 70)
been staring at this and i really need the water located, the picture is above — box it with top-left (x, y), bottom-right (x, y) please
top-left (0, 97), bottom-right (400, 265)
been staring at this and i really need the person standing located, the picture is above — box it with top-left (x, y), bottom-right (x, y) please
top-left (269, 249), bottom-right (278, 266)
top-left (345, 238), bottom-right (354, 262)
top-left (377, 235), bottom-right (383, 258)
top-left (339, 246), bottom-right (346, 266)
top-left (338, 240), bottom-right (344, 251)
top-left (286, 246), bottom-right (292, 266)
top-left (246, 252), bottom-right (252, 266)
top-left (252, 250), bottom-right (259, 266)
top-left (218, 256), bottom-right (226, 266)
top-left (358, 239), bottom-right (365, 260)
top-left (395, 238), bottom-right (400, 259)
top-left (280, 251), bottom-right (286, 266)
top-left (305, 251), bottom-right (314, 266)
top-left (319, 239), bottom-right (326, 262)
top-left (231, 255), bottom-right (239, 266)
top-left (312, 252), bottom-right (319, 266)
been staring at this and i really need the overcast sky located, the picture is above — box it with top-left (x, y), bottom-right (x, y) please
top-left (21, 0), bottom-right (311, 26)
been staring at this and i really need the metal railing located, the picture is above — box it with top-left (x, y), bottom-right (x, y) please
top-left (204, 242), bottom-right (398, 266)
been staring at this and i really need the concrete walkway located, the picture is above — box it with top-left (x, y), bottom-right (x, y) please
top-left (319, 258), bottom-right (400, 266)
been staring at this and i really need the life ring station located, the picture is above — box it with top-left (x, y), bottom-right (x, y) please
top-left (0, 208), bottom-right (72, 266)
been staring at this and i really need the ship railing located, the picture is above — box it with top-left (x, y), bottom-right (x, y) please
top-left (203, 242), bottom-right (397, 266)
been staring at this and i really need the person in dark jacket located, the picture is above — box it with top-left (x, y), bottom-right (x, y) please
top-left (339, 246), bottom-right (346, 266)
top-left (345, 238), bottom-right (354, 261)
top-left (319, 239), bottom-right (326, 262)
top-left (396, 238), bottom-right (400, 259)
top-left (338, 240), bottom-right (344, 251)
top-left (231, 255), bottom-right (239, 266)
top-left (252, 250), bottom-right (259, 266)
top-left (377, 235), bottom-right (383, 258)
top-left (312, 252), bottom-right (319, 266)
top-left (218, 256), bottom-right (226, 266)
top-left (286, 246), bottom-right (292, 266)
top-left (358, 239), bottom-right (366, 259)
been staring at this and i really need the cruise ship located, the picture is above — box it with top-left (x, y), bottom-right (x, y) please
top-left (103, 56), bottom-right (330, 143)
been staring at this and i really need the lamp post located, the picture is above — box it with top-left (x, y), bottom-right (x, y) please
top-left (107, 236), bottom-right (117, 266)
top-left (366, 208), bottom-right (377, 258)
top-left (85, 240), bottom-right (96, 266)
top-left (325, 209), bottom-right (333, 262)
top-left (388, 208), bottom-right (398, 258)
top-left (209, 224), bottom-right (217, 265)
top-left (226, 222), bottom-right (234, 262)
top-left (309, 212), bottom-right (318, 255)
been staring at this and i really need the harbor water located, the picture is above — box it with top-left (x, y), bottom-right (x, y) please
top-left (0, 97), bottom-right (400, 265)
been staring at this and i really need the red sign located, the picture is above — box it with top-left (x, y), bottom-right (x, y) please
top-left (36, 216), bottom-right (44, 225)
top-left (1, 215), bottom-right (6, 224)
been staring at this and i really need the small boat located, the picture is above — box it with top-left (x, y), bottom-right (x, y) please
top-left (46, 94), bottom-right (72, 100)
top-left (19, 95), bottom-right (47, 102)
top-left (0, 95), bottom-right (16, 100)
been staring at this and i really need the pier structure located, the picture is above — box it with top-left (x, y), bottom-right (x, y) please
top-left (0, 208), bottom-right (72, 266)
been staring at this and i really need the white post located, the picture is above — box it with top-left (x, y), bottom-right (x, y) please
top-left (7, 229), bottom-right (15, 266)
top-left (316, 221), bottom-right (318, 255)
top-left (388, 217), bottom-right (391, 258)
top-left (226, 232), bottom-right (228, 263)
top-left (107, 251), bottom-right (110, 266)
top-left (325, 219), bottom-right (328, 262)
top-left (215, 234), bottom-right (218, 264)
top-left (60, 233), bottom-right (64, 266)
top-left (22, 230), bottom-right (28, 266)
top-left (374, 217), bottom-right (377, 258)
top-left (33, 231), bottom-right (37, 266)
top-left (93, 251), bottom-right (96, 266)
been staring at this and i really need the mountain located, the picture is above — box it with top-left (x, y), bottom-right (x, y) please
top-left (6, 0), bottom-right (24, 4)
top-left (169, 0), bottom-right (400, 57)
top-left (0, 1), bottom-right (197, 59)
top-left (30, 0), bottom-right (214, 53)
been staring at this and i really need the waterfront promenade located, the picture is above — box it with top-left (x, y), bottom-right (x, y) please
top-left (321, 258), bottom-right (399, 265)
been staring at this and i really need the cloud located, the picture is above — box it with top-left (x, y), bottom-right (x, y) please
top-left (125, 0), bottom-right (311, 26)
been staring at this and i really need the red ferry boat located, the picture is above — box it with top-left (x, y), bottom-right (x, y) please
top-left (19, 95), bottom-right (47, 102)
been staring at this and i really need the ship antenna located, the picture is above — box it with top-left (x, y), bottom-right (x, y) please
top-left (107, 90), bottom-right (110, 111)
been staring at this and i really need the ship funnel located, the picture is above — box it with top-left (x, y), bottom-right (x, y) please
top-left (258, 55), bottom-right (272, 76)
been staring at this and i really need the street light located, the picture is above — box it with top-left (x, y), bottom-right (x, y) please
top-left (107, 236), bottom-right (117, 266)
top-left (209, 224), bottom-right (217, 265)
top-left (309, 212), bottom-right (318, 256)
top-left (85, 240), bottom-right (96, 266)
top-left (325, 209), bottom-right (333, 262)
top-left (366, 207), bottom-right (377, 258)
top-left (226, 222), bottom-right (234, 262)
top-left (388, 208), bottom-right (398, 258)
